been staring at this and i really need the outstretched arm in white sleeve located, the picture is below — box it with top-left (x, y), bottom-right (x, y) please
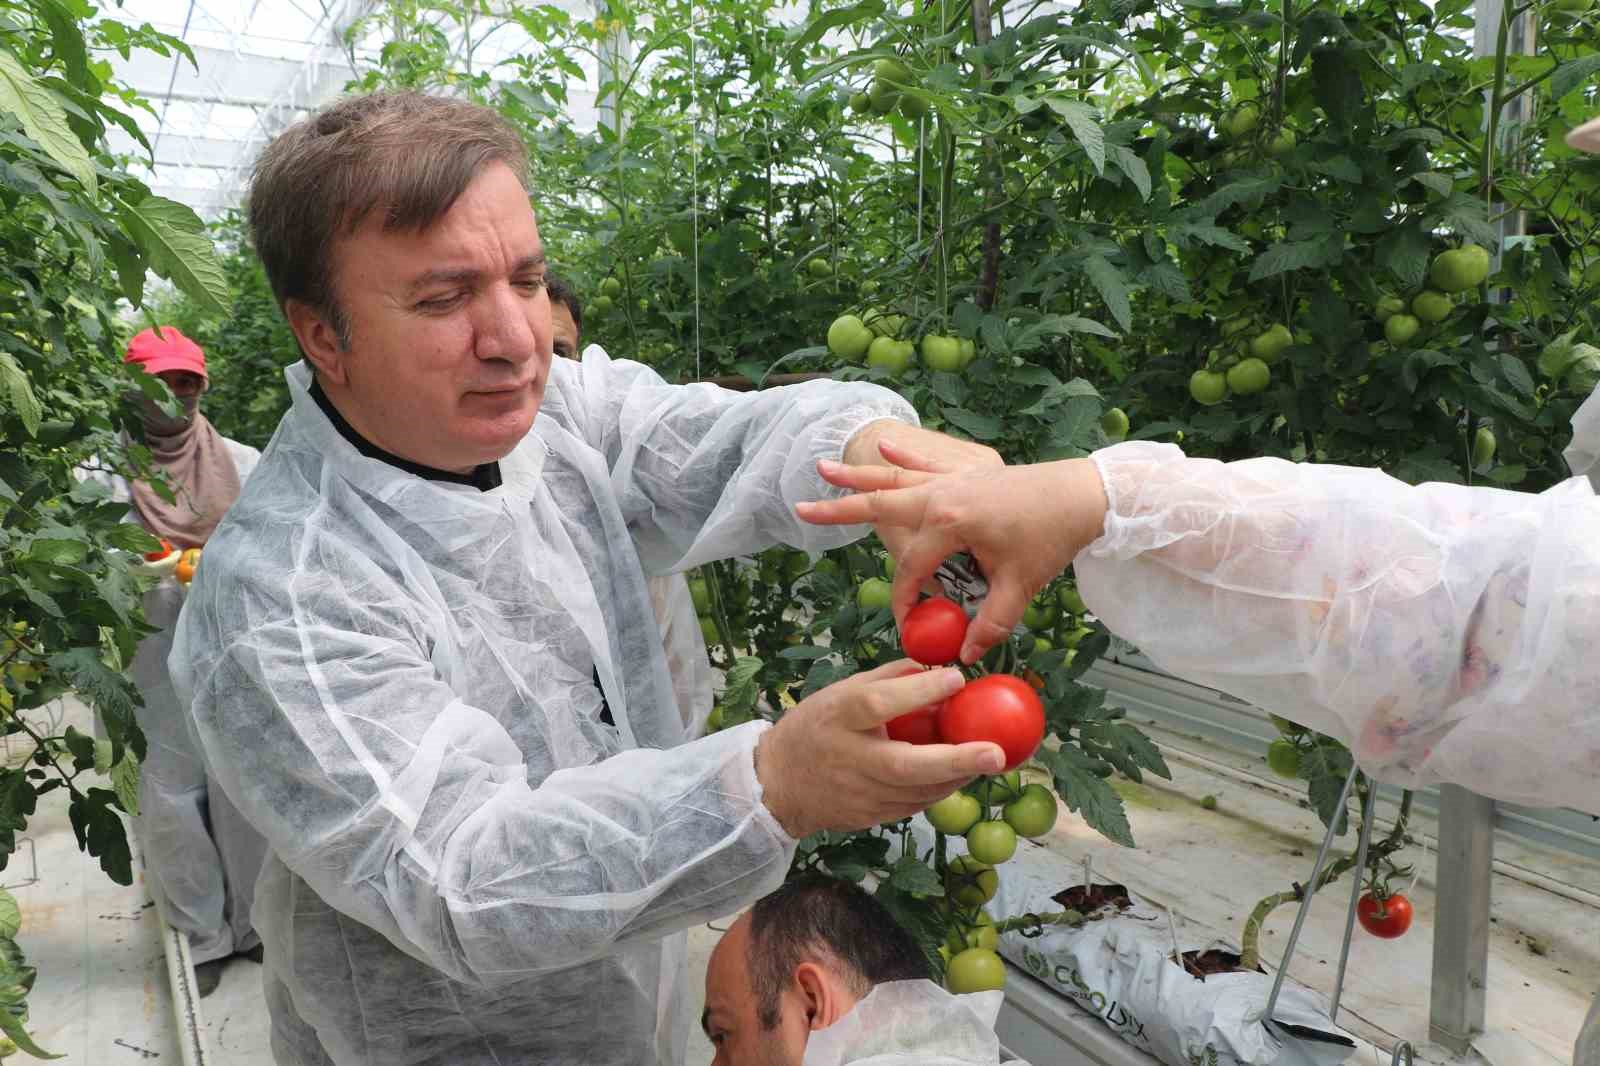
top-left (799, 441), bottom-right (1600, 813)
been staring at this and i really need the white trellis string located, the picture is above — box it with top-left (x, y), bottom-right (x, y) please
top-left (687, 7), bottom-right (703, 381)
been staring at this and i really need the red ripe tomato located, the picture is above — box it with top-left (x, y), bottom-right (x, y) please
top-left (900, 597), bottom-right (969, 666)
top-left (938, 675), bottom-right (1045, 771)
top-left (885, 704), bottom-right (943, 745)
top-left (1357, 892), bottom-right (1413, 939)
top-left (143, 538), bottom-right (174, 561)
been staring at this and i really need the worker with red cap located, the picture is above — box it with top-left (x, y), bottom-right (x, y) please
top-left (99, 326), bottom-right (268, 996)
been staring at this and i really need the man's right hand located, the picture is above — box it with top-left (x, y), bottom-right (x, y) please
top-left (754, 660), bottom-right (1005, 839)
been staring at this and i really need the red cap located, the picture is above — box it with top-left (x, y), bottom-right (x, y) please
top-left (125, 326), bottom-right (207, 380)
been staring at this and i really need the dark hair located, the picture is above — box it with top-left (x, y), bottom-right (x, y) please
top-left (546, 275), bottom-right (582, 335)
top-left (746, 874), bottom-right (931, 1029)
top-left (248, 92), bottom-right (529, 348)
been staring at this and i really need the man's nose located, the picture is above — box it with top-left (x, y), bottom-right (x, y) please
top-left (474, 283), bottom-right (537, 364)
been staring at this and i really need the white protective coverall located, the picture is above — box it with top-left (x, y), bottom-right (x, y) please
top-left (800, 980), bottom-right (1029, 1066)
top-left (169, 352), bottom-right (916, 1066)
top-left (646, 570), bottom-right (712, 734)
top-left (1073, 386), bottom-right (1600, 1066)
top-left (82, 439), bottom-right (267, 964)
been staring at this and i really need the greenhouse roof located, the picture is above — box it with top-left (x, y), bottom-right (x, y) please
top-left (104, 0), bottom-right (607, 218)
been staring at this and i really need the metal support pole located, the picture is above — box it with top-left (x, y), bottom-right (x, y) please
top-left (1429, 784), bottom-right (1495, 1053)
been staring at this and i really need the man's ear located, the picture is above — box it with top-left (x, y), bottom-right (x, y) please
top-left (285, 298), bottom-right (349, 385)
top-left (794, 963), bottom-right (853, 1032)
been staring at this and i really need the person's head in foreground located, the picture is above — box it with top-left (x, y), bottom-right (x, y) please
top-left (248, 91), bottom-right (550, 475)
top-left (546, 275), bottom-right (583, 360)
top-left (703, 873), bottom-right (929, 1065)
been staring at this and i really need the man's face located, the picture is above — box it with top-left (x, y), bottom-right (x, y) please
top-left (702, 916), bottom-right (809, 1066)
top-left (304, 161), bottom-right (554, 474)
top-left (551, 301), bottom-right (580, 361)
top-left (156, 369), bottom-right (205, 399)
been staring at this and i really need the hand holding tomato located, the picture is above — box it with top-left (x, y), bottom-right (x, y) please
top-left (754, 660), bottom-right (1005, 839)
top-left (798, 448), bottom-right (1108, 662)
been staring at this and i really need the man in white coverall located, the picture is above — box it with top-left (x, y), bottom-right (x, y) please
top-left (703, 874), bottom-right (1026, 1066)
top-left (799, 114), bottom-right (1600, 1066)
top-left (168, 91), bottom-right (1007, 1066)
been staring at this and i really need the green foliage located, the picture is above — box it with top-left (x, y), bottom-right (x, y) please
top-left (1, 0), bottom-right (233, 1049)
top-left (147, 213), bottom-right (302, 449)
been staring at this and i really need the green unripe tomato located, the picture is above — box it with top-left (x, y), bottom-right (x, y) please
top-left (1384, 314), bottom-right (1421, 346)
top-left (921, 335), bottom-right (965, 373)
top-left (946, 947), bottom-right (1006, 994)
top-left (966, 820), bottom-right (1018, 865)
top-left (600, 276), bottom-right (622, 297)
top-left (857, 577), bottom-right (893, 611)
top-left (848, 91), bottom-right (871, 114)
top-left (1002, 783), bottom-right (1059, 838)
top-left (1224, 102), bottom-right (1260, 139)
top-left (1226, 357), bottom-right (1271, 396)
top-left (1248, 324), bottom-right (1293, 363)
top-left (1267, 129), bottom-right (1296, 157)
top-left (807, 257), bottom-right (833, 279)
top-left (590, 294), bottom-right (613, 314)
top-left (1412, 290), bottom-right (1453, 324)
top-left (1190, 369), bottom-right (1228, 406)
top-left (947, 856), bottom-right (999, 907)
top-left (866, 336), bottom-right (915, 375)
top-left (1100, 407), bottom-right (1129, 441)
top-left (827, 314), bottom-right (873, 361)
top-left (1266, 739), bottom-right (1302, 779)
top-left (926, 791), bottom-right (983, 835)
top-left (1057, 585), bottom-right (1087, 616)
top-left (1375, 296), bottom-right (1407, 323)
top-left (1472, 426), bottom-right (1497, 467)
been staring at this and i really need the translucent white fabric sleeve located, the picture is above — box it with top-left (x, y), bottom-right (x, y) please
top-left (567, 348), bottom-right (919, 575)
top-left (1075, 441), bottom-right (1600, 813)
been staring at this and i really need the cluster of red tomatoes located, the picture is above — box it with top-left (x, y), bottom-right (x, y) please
top-left (885, 596), bottom-right (1046, 773)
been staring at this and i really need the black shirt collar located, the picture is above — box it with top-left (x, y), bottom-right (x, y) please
top-left (308, 379), bottom-right (503, 492)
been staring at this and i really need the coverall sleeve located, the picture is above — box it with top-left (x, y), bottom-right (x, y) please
top-left (174, 553), bottom-right (795, 988)
top-left (569, 349), bottom-right (918, 575)
top-left (1073, 441), bottom-right (1600, 813)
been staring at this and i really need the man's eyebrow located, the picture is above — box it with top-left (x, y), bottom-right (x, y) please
top-left (406, 253), bottom-right (546, 296)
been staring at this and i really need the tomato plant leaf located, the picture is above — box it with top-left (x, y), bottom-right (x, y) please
top-left (1299, 740), bottom-right (1354, 834)
top-left (67, 788), bottom-right (131, 884)
top-left (0, 50), bottom-right (95, 194)
top-left (941, 406), bottom-right (1003, 441)
top-left (111, 751), bottom-right (140, 817)
top-left (886, 852), bottom-right (941, 895)
top-left (0, 997), bottom-right (58, 1060)
top-left (0, 890), bottom-right (19, 941)
top-left (720, 655), bottom-right (765, 725)
top-left (1035, 744), bottom-right (1135, 847)
top-left (47, 648), bottom-right (144, 759)
top-left (1169, 221), bottom-right (1251, 253)
top-left (1106, 144), bottom-right (1151, 201)
top-left (1550, 54), bottom-right (1600, 103)
top-left (0, 353), bottom-right (42, 437)
top-left (115, 194), bottom-right (229, 315)
top-left (1498, 354), bottom-right (1534, 396)
top-left (1012, 314), bottom-right (1116, 353)
top-left (1248, 236), bottom-right (1342, 282)
top-left (1044, 98), bottom-right (1105, 173)
top-left (1080, 254), bottom-right (1132, 332)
